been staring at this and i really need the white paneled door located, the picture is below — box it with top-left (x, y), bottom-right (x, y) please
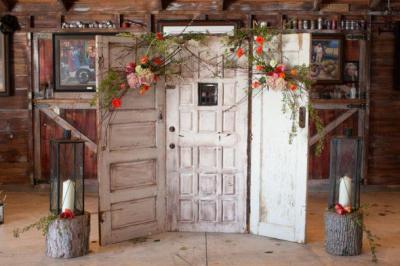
top-left (96, 36), bottom-right (166, 245)
top-left (250, 33), bottom-right (311, 243)
top-left (166, 37), bottom-right (248, 233)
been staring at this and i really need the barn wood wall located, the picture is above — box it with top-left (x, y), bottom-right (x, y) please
top-left (368, 20), bottom-right (400, 185)
top-left (0, 1), bottom-right (400, 184)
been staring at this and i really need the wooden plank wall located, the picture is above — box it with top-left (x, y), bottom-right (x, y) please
top-left (368, 21), bottom-right (400, 185)
top-left (0, 33), bottom-right (32, 184)
top-left (0, 1), bottom-right (400, 185)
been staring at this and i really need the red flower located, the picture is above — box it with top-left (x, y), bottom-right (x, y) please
top-left (140, 56), bottom-right (149, 65)
top-left (256, 46), bottom-right (263, 55)
top-left (275, 65), bottom-right (285, 73)
top-left (236, 47), bottom-right (244, 58)
top-left (139, 84), bottom-right (150, 95)
top-left (252, 80), bottom-right (261, 89)
top-left (60, 209), bottom-right (74, 219)
top-left (279, 72), bottom-right (286, 79)
top-left (334, 204), bottom-right (350, 215)
top-left (156, 32), bottom-right (164, 40)
top-left (255, 65), bottom-right (264, 71)
top-left (119, 83), bottom-right (126, 90)
top-left (255, 36), bottom-right (264, 46)
top-left (112, 98), bottom-right (122, 108)
top-left (289, 84), bottom-right (297, 91)
top-left (152, 57), bottom-right (162, 66)
top-left (125, 62), bottom-right (136, 74)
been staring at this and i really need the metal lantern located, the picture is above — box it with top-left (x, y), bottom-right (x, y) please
top-left (50, 138), bottom-right (85, 215)
top-left (328, 136), bottom-right (363, 210)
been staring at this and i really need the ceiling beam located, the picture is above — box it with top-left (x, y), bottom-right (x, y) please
top-left (370, 0), bottom-right (382, 10)
top-left (0, 0), bottom-right (10, 12)
top-left (313, 0), bottom-right (322, 11)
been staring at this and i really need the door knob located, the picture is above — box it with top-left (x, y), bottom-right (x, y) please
top-left (169, 143), bottom-right (176, 149)
top-left (169, 126), bottom-right (175, 132)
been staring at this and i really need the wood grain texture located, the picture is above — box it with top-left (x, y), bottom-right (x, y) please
top-left (324, 210), bottom-right (363, 256)
top-left (46, 212), bottom-right (90, 258)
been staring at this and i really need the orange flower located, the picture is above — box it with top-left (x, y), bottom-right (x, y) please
top-left (255, 36), bottom-right (264, 46)
top-left (152, 57), bottom-right (162, 65)
top-left (256, 46), bottom-right (263, 55)
top-left (139, 84), bottom-right (150, 95)
top-left (112, 98), bottom-right (122, 108)
top-left (279, 72), bottom-right (286, 79)
top-left (236, 47), bottom-right (244, 58)
top-left (156, 32), bottom-right (164, 40)
top-left (140, 56), bottom-right (149, 64)
top-left (252, 80), bottom-right (261, 89)
top-left (255, 65), bottom-right (264, 71)
top-left (289, 84), bottom-right (297, 91)
top-left (290, 68), bottom-right (297, 76)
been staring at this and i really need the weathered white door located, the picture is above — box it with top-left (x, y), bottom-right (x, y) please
top-left (96, 36), bottom-right (166, 245)
top-left (250, 33), bottom-right (310, 243)
top-left (166, 37), bottom-right (248, 232)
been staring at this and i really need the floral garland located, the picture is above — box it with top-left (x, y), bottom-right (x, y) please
top-left (93, 25), bottom-right (324, 154)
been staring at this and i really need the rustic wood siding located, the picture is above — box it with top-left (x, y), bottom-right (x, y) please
top-left (368, 29), bottom-right (400, 185)
top-left (0, 33), bottom-right (32, 184)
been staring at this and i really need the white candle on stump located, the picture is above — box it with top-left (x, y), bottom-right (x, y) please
top-left (338, 175), bottom-right (352, 207)
top-left (62, 179), bottom-right (75, 212)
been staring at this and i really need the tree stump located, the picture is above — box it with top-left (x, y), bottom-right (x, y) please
top-left (46, 212), bottom-right (90, 258)
top-left (324, 210), bottom-right (363, 256)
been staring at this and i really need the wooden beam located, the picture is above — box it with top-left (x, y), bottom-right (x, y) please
top-left (216, 0), bottom-right (227, 11)
top-left (40, 108), bottom-right (97, 152)
top-left (313, 0), bottom-right (322, 11)
top-left (309, 109), bottom-right (358, 147)
top-left (159, 0), bottom-right (173, 10)
top-left (370, 0), bottom-right (382, 10)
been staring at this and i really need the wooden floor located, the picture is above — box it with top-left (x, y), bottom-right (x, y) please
top-left (0, 191), bottom-right (399, 265)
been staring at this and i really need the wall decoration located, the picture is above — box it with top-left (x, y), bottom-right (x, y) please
top-left (0, 32), bottom-right (10, 96)
top-left (344, 61), bottom-right (359, 82)
top-left (311, 34), bottom-right (343, 84)
top-left (54, 34), bottom-right (96, 92)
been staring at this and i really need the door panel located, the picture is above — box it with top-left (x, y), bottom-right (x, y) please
top-left (250, 33), bottom-right (310, 243)
top-left (96, 36), bottom-right (165, 245)
top-left (166, 37), bottom-right (248, 233)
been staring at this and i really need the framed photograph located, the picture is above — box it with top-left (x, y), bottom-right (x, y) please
top-left (344, 61), bottom-right (359, 83)
top-left (311, 34), bottom-right (344, 84)
top-left (54, 34), bottom-right (96, 92)
top-left (0, 32), bottom-right (11, 96)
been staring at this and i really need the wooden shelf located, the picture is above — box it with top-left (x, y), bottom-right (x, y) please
top-left (34, 98), bottom-right (95, 109)
top-left (311, 99), bottom-right (365, 104)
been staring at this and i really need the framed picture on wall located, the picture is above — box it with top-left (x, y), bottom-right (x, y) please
top-left (343, 61), bottom-right (359, 83)
top-left (310, 34), bottom-right (344, 84)
top-left (53, 34), bottom-right (96, 92)
top-left (0, 32), bottom-right (10, 96)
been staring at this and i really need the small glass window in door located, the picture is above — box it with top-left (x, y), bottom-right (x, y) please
top-left (198, 83), bottom-right (218, 106)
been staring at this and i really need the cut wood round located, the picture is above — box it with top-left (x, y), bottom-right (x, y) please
top-left (46, 212), bottom-right (90, 259)
top-left (324, 210), bottom-right (363, 256)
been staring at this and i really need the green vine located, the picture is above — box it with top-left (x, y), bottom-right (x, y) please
top-left (355, 206), bottom-right (380, 263)
top-left (13, 213), bottom-right (58, 238)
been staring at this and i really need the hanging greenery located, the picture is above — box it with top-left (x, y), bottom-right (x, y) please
top-left (92, 24), bottom-right (324, 154)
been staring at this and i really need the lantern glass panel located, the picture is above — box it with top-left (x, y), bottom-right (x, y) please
top-left (328, 137), bottom-right (362, 210)
top-left (50, 139), bottom-right (84, 215)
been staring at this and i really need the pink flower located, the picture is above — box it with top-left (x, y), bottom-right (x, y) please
top-left (127, 73), bottom-right (140, 89)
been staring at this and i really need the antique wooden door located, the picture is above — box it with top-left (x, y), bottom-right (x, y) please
top-left (166, 37), bottom-right (248, 232)
top-left (96, 36), bottom-right (166, 245)
top-left (250, 34), bottom-right (310, 243)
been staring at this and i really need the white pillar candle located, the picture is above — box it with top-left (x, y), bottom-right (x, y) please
top-left (338, 175), bottom-right (352, 207)
top-left (62, 179), bottom-right (75, 212)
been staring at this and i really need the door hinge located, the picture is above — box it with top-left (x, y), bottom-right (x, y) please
top-left (99, 211), bottom-right (105, 223)
top-left (159, 111), bottom-right (163, 121)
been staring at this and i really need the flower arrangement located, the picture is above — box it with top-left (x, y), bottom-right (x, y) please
top-left (93, 24), bottom-right (324, 153)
